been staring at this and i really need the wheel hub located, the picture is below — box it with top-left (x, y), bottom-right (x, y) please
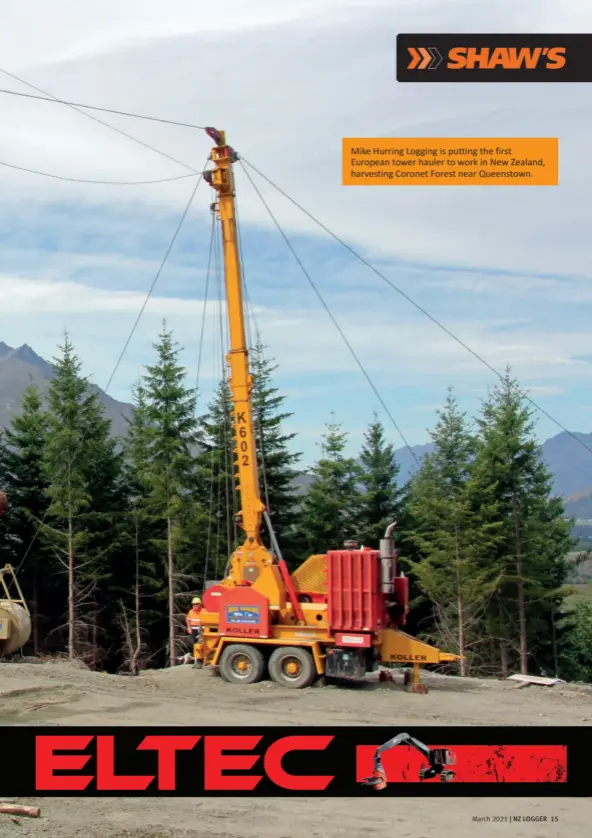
top-left (283, 658), bottom-right (301, 677)
top-left (232, 655), bottom-right (251, 676)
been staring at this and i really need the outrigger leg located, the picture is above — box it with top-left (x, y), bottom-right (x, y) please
top-left (403, 662), bottom-right (428, 694)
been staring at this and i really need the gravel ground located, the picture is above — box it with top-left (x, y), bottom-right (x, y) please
top-left (1, 660), bottom-right (590, 837)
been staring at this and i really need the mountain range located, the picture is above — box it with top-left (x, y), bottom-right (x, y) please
top-left (1, 341), bottom-right (591, 518)
top-left (392, 435), bottom-right (592, 521)
top-left (0, 341), bottom-right (133, 437)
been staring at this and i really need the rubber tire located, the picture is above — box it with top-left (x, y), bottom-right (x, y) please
top-left (219, 644), bottom-right (266, 685)
top-left (268, 646), bottom-right (315, 689)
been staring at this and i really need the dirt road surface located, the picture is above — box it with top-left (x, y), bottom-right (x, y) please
top-left (1, 660), bottom-right (590, 838)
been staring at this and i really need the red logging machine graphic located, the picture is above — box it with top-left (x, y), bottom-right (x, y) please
top-left (360, 732), bottom-right (456, 790)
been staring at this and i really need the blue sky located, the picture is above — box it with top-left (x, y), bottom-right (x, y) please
top-left (1, 0), bottom-right (592, 467)
top-left (1, 185), bottom-right (590, 468)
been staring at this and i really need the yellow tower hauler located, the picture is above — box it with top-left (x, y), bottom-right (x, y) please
top-left (197, 129), bottom-right (460, 691)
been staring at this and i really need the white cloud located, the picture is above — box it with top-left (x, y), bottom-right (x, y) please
top-left (1, 274), bottom-right (590, 399)
top-left (0, 0), bottom-right (591, 275)
top-left (525, 386), bottom-right (565, 397)
top-left (413, 403), bottom-right (445, 413)
top-left (416, 269), bottom-right (592, 303)
top-left (0, 274), bottom-right (211, 315)
top-left (0, 0), bottom-right (591, 451)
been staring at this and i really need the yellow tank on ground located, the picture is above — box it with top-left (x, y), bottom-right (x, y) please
top-left (0, 564), bottom-right (31, 657)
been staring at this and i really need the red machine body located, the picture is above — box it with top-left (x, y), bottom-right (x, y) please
top-left (327, 548), bottom-right (387, 633)
top-left (393, 574), bottom-right (409, 624)
top-left (217, 586), bottom-right (270, 639)
top-left (327, 546), bottom-right (409, 636)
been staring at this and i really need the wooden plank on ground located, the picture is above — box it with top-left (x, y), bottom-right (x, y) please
top-left (507, 673), bottom-right (564, 686)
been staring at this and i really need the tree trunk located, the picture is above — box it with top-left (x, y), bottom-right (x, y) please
top-left (68, 514), bottom-right (75, 660)
top-left (513, 495), bottom-right (528, 674)
top-left (500, 641), bottom-right (508, 676)
top-left (32, 572), bottom-right (39, 656)
top-left (167, 515), bottom-right (175, 668)
top-left (91, 609), bottom-right (98, 670)
top-left (454, 528), bottom-right (467, 676)
top-left (550, 606), bottom-right (558, 678)
top-left (489, 633), bottom-right (497, 673)
top-left (132, 515), bottom-right (141, 676)
top-left (498, 600), bottom-right (508, 677)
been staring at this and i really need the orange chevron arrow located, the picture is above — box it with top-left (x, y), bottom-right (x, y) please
top-left (418, 47), bottom-right (431, 69)
top-left (407, 47), bottom-right (421, 69)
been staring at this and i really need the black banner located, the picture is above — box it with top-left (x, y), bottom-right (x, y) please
top-left (396, 34), bottom-right (592, 82)
top-left (0, 725), bottom-right (589, 797)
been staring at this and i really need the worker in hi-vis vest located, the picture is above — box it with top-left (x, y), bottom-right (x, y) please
top-left (186, 596), bottom-right (203, 650)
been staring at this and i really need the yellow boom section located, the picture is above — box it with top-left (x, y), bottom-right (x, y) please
top-left (204, 129), bottom-right (275, 587)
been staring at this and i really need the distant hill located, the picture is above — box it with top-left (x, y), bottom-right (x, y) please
top-left (0, 341), bottom-right (133, 437)
top-left (393, 442), bottom-right (435, 485)
top-left (571, 521), bottom-right (592, 542)
top-left (542, 431), bottom-right (592, 497)
top-left (392, 432), bottom-right (592, 503)
top-left (565, 493), bottom-right (592, 521)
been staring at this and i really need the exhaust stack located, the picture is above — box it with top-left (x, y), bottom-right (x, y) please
top-left (379, 521), bottom-right (397, 594)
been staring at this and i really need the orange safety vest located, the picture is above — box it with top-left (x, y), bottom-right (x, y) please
top-left (187, 606), bottom-right (202, 629)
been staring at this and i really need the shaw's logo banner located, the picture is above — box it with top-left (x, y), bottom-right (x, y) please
top-left (396, 34), bottom-right (592, 82)
top-left (0, 726), bottom-right (588, 796)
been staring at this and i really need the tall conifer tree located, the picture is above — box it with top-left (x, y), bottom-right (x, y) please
top-left (470, 369), bottom-right (574, 675)
top-left (297, 419), bottom-right (361, 555)
top-left (357, 413), bottom-right (402, 547)
top-left (0, 384), bottom-right (51, 654)
top-left (140, 323), bottom-right (199, 666)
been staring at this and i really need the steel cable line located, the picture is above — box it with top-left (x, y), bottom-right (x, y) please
top-left (15, 172), bottom-right (206, 574)
top-left (213, 230), bottom-right (227, 580)
top-left (0, 84), bottom-right (206, 130)
top-left (14, 67), bottom-right (571, 454)
top-left (194, 211), bottom-right (216, 411)
top-left (240, 156), bottom-right (592, 460)
top-left (204, 255), bottom-right (224, 588)
top-left (239, 161), bottom-right (418, 465)
top-left (210, 215), bottom-right (240, 580)
top-left (215, 226), bottom-right (234, 563)
top-left (215, 220), bottom-right (239, 559)
top-left (0, 68), bottom-right (201, 175)
top-left (0, 158), bottom-right (197, 186)
top-left (194, 211), bottom-right (216, 590)
top-left (7, 62), bottom-right (582, 459)
top-left (103, 170), bottom-right (205, 394)
top-left (234, 185), bottom-right (273, 519)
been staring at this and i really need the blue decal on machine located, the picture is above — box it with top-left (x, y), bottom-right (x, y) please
top-left (226, 605), bottom-right (260, 624)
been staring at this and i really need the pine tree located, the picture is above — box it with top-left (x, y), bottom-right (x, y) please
top-left (558, 599), bottom-right (592, 683)
top-left (196, 377), bottom-right (237, 581)
top-left (81, 382), bottom-right (126, 668)
top-left (297, 419), bottom-right (361, 555)
top-left (251, 342), bottom-right (302, 563)
top-left (357, 413), bottom-right (402, 547)
top-left (405, 390), bottom-right (500, 674)
top-left (0, 383), bottom-right (51, 654)
top-left (42, 335), bottom-right (95, 660)
top-left (125, 384), bottom-right (154, 500)
top-left (196, 344), bottom-right (303, 572)
top-left (118, 383), bottom-right (163, 673)
top-left (141, 323), bottom-right (200, 666)
top-left (518, 480), bottom-right (574, 677)
top-left (42, 335), bottom-right (124, 664)
top-left (470, 369), bottom-right (574, 676)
